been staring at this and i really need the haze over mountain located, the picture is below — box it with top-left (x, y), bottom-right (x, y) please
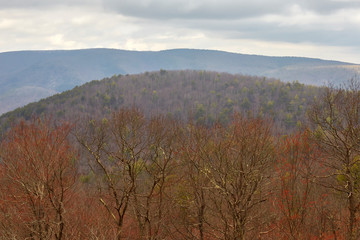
top-left (1, 48), bottom-right (359, 115)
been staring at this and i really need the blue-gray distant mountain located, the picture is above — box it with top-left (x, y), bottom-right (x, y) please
top-left (1, 48), bottom-right (359, 115)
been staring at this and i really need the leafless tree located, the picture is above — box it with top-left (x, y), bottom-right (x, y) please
top-left (0, 117), bottom-right (77, 240)
top-left (308, 78), bottom-right (360, 240)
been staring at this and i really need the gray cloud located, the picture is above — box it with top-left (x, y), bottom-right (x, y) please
top-left (1, 0), bottom-right (359, 15)
top-left (298, 0), bottom-right (360, 14)
top-left (102, 0), bottom-right (360, 20)
top-left (0, 0), bottom-right (100, 9)
top-left (102, 0), bottom-right (291, 20)
top-left (0, 0), bottom-right (359, 63)
top-left (182, 14), bottom-right (360, 46)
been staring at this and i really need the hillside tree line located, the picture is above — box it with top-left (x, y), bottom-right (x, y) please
top-left (0, 81), bottom-right (359, 239)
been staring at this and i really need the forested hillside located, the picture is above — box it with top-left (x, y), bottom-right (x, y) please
top-left (1, 48), bottom-right (358, 114)
top-left (0, 70), bottom-right (321, 133)
top-left (1, 80), bottom-right (360, 239)
top-left (2, 67), bottom-right (360, 239)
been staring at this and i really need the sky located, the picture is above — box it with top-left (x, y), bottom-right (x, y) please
top-left (1, 0), bottom-right (360, 63)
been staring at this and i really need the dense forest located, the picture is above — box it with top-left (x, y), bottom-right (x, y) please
top-left (0, 70), bottom-right (321, 134)
top-left (1, 74), bottom-right (360, 239)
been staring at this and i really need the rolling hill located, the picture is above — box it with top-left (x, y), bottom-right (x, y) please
top-left (0, 48), bottom-right (358, 115)
top-left (0, 70), bottom-right (323, 134)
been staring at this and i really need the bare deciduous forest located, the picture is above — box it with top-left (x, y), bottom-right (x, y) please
top-left (0, 70), bottom-right (320, 133)
top-left (1, 71), bottom-right (360, 239)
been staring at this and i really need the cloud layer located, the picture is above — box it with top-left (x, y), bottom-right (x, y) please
top-left (0, 0), bottom-right (360, 63)
top-left (103, 0), bottom-right (360, 19)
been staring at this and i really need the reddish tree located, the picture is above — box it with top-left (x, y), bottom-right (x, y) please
top-left (0, 117), bottom-right (77, 239)
top-left (268, 131), bottom-right (334, 239)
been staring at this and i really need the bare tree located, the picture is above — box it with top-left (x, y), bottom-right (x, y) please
top-left (308, 79), bottom-right (360, 240)
top-left (0, 117), bottom-right (77, 240)
top-left (175, 124), bottom-right (212, 240)
top-left (178, 115), bottom-right (274, 240)
top-left (76, 108), bottom-right (148, 239)
top-left (76, 108), bottom-right (180, 239)
top-left (131, 115), bottom-right (179, 240)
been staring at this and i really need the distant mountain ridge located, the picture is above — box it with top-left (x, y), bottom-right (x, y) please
top-left (1, 48), bottom-right (359, 115)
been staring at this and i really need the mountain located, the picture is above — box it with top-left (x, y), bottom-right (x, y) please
top-left (0, 70), bottom-right (322, 134)
top-left (0, 48), bottom-right (358, 115)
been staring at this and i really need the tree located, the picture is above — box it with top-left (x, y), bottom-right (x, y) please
top-left (77, 108), bottom-right (179, 239)
top-left (270, 131), bottom-right (332, 239)
top-left (76, 109), bottom-right (147, 239)
top-left (131, 115), bottom-right (179, 240)
top-left (309, 79), bottom-right (360, 240)
top-left (0, 117), bottom-right (77, 239)
top-left (181, 115), bottom-right (274, 240)
top-left (175, 124), bottom-right (212, 240)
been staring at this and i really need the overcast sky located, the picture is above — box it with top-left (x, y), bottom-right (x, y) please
top-left (1, 0), bottom-right (360, 63)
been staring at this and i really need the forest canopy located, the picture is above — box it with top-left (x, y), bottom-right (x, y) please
top-left (0, 77), bottom-right (360, 239)
top-left (0, 70), bottom-right (321, 134)
top-left (1, 70), bottom-right (359, 239)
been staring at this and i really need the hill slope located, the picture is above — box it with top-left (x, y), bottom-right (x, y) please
top-left (0, 48), bottom-right (357, 115)
top-left (0, 70), bottom-right (322, 134)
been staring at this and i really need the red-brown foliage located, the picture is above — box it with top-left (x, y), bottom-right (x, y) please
top-left (0, 117), bottom-right (77, 239)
